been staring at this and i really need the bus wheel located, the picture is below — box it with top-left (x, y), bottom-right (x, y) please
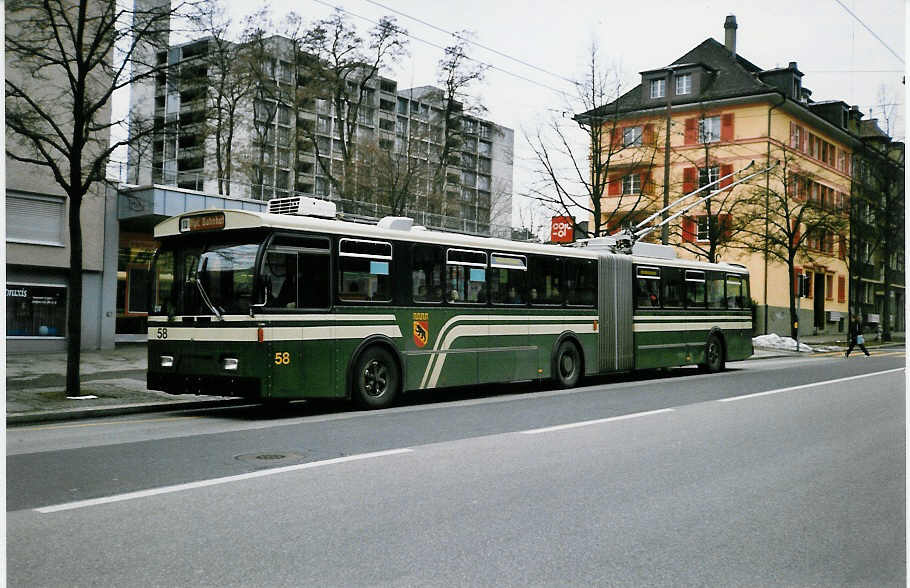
top-left (701, 335), bottom-right (725, 373)
top-left (352, 347), bottom-right (400, 409)
top-left (554, 340), bottom-right (582, 388)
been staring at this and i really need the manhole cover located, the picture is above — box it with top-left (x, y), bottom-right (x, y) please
top-left (235, 451), bottom-right (306, 464)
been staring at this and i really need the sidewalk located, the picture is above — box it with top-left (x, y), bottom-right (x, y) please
top-left (6, 344), bottom-right (245, 425)
top-left (6, 335), bottom-right (905, 426)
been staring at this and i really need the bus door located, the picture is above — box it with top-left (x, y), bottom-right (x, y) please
top-left (261, 236), bottom-right (334, 399)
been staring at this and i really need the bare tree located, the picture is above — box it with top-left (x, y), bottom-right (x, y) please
top-left (301, 9), bottom-right (408, 198)
top-left (355, 135), bottom-right (430, 215)
top-left (734, 149), bottom-right (848, 339)
top-left (5, 0), bottom-right (195, 396)
top-left (191, 0), bottom-right (251, 195)
top-left (526, 42), bottom-right (659, 239)
top-left (850, 138), bottom-right (904, 340)
top-left (426, 31), bottom-right (489, 205)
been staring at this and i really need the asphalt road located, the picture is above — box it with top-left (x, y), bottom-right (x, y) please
top-left (7, 352), bottom-right (906, 586)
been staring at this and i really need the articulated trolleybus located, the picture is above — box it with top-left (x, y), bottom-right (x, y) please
top-left (148, 196), bottom-right (753, 409)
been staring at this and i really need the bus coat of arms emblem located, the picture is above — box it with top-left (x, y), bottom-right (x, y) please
top-left (412, 313), bottom-right (429, 348)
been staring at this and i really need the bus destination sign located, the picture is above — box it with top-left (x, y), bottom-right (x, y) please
top-left (180, 213), bottom-right (225, 232)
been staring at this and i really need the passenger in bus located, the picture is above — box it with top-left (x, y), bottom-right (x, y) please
top-left (507, 287), bottom-right (522, 304)
top-left (529, 288), bottom-right (538, 303)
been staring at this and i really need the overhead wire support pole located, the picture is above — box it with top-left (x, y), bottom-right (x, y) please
top-left (632, 160), bottom-right (778, 242)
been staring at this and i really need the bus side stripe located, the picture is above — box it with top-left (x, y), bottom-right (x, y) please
top-left (633, 322), bottom-right (752, 332)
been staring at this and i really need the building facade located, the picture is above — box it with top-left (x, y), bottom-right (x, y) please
top-left (578, 15), bottom-right (903, 336)
top-left (5, 0), bottom-right (117, 353)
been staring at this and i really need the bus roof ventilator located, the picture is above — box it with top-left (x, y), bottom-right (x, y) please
top-left (267, 196), bottom-right (337, 219)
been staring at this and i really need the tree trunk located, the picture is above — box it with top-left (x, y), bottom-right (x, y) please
top-left (66, 193), bottom-right (84, 397)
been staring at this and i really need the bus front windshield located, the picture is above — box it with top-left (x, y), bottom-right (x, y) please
top-left (151, 236), bottom-right (262, 316)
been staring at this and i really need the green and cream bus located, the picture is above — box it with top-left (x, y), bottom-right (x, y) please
top-left (147, 197), bottom-right (753, 409)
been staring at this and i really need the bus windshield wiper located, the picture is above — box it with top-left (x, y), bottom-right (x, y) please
top-left (195, 258), bottom-right (223, 320)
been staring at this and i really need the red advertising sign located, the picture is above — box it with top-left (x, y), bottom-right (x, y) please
top-left (550, 216), bottom-right (575, 243)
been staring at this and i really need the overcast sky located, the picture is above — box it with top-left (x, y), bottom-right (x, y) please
top-left (126, 0), bottom-right (906, 226)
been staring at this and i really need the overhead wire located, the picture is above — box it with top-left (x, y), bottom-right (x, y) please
top-left (307, 0), bottom-right (577, 99)
top-left (831, 0), bottom-right (905, 64)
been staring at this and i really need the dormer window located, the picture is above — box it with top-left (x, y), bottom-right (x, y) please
top-left (650, 78), bottom-right (666, 99)
top-left (676, 73), bottom-right (692, 95)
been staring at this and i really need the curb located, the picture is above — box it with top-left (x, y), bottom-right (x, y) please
top-left (7, 398), bottom-right (252, 427)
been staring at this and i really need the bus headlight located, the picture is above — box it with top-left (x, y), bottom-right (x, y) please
top-left (223, 358), bottom-right (239, 371)
top-left (160, 355), bottom-right (174, 368)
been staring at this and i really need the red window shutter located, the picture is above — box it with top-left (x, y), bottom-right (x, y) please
top-left (719, 214), bottom-right (733, 240)
top-left (719, 164), bottom-right (733, 188)
top-left (789, 121), bottom-right (796, 148)
top-left (683, 167), bottom-right (696, 193)
top-left (643, 124), bottom-right (654, 145)
top-left (791, 220), bottom-right (801, 247)
top-left (800, 126), bottom-right (807, 152)
top-left (682, 216), bottom-right (696, 242)
top-left (838, 234), bottom-right (846, 259)
top-left (608, 174), bottom-right (621, 196)
top-left (684, 118), bottom-right (697, 144)
top-left (640, 172), bottom-right (652, 194)
top-left (793, 266), bottom-right (802, 294)
top-left (720, 113), bottom-right (734, 141)
top-left (837, 276), bottom-right (846, 303)
top-left (610, 127), bottom-right (621, 149)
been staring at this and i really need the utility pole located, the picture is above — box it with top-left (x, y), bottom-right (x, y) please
top-left (660, 69), bottom-right (672, 245)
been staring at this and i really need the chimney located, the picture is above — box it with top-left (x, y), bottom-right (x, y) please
top-left (724, 15), bottom-right (737, 56)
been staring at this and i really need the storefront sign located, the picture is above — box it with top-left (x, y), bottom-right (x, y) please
top-left (550, 216), bottom-right (574, 243)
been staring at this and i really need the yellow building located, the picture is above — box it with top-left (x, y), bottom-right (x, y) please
top-left (577, 15), bottom-right (872, 337)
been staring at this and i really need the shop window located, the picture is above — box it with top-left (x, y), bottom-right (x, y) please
top-left (6, 284), bottom-right (66, 337)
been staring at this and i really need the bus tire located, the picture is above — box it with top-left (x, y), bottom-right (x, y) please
top-left (701, 334), bottom-right (725, 373)
top-left (352, 346), bottom-right (400, 409)
top-left (554, 340), bottom-right (582, 388)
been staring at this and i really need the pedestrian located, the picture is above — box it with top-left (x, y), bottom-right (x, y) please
top-left (844, 316), bottom-right (870, 358)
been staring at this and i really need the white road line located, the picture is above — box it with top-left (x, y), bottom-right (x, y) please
top-left (35, 448), bottom-right (413, 514)
top-left (519, 408), bottom-right (675, 435)
top-left (717, 368), bottom-right (905, 403)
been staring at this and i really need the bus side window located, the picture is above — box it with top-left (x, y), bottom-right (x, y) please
top-left (566, 258), bottom-right (596, 307)
top-left (635, 266), bottom-right (660, 308)
top-left (412, 244), bottom-right (444, 303)
top-left (685, 270), bottom-right (706, 308)
top-left (339, 239), bottom-right (393, 303)
top-left (707, 271), bottom-right (725, 308)
top-left (298, 251), bottom-right (330, 309)
top-left (446, 249), bottom-right (487, 304)
top-left (490, 253), bottom-right (527, 305)
top-left (529, 255), bottom-right (563, 305)
top-left (263, 251), bottom-right (298, 308)
top-left (661, 267), bottom-right (684, 308)
top-left (726, 275), bottom-right (745, 309)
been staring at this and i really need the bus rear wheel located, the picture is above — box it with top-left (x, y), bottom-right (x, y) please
top-left (352, 346), bottom-right (400, 409)
top-left (554, 340), bottom-right (582, 388)
top-left (701, 334), bottom-right (725, 373)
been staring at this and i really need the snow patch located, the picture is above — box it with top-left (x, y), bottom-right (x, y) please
top-left (752, 334), bottom-right (814, 353)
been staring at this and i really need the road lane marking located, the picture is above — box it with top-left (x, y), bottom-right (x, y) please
top-left (717, 368), bottom-right (905, 403)
top-left (519, 408), bottom-right (675, 435)
top-left (20, 415), bottom-right (203, 431)
top-left (35, 448), bottom-right (413, 514)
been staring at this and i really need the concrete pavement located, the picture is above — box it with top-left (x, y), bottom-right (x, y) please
top-left (6, 335), bottom-right (903, 426)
